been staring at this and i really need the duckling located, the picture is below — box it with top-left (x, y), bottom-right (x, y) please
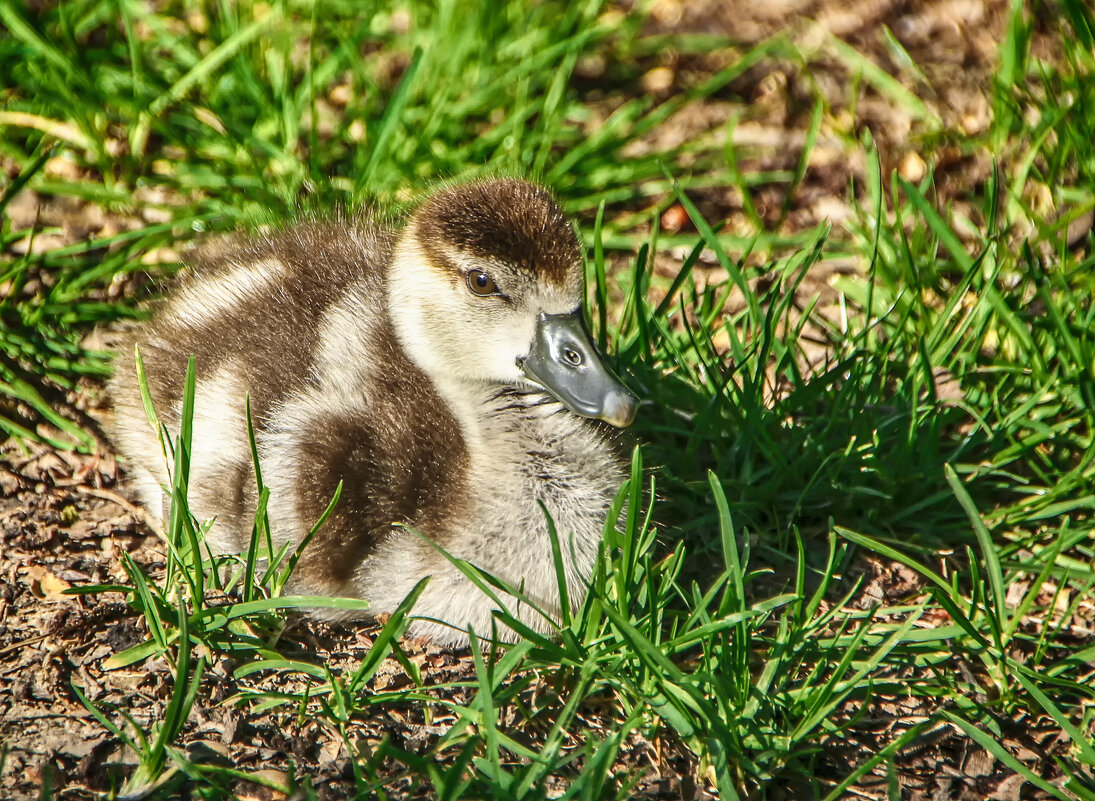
top-left (110, 178), bottom-right (637, 647)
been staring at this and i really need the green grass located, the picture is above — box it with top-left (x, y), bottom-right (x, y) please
top-left (3, 0), bottom-right (1095, 798)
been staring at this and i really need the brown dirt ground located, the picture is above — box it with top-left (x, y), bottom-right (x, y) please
top-left (2, 1), bottom-right (1088, 799)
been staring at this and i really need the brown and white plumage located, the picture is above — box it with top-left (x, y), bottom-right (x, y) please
top-left (109, 178), bottom-right (637, 647)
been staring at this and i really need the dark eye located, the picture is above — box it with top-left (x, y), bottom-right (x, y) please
top-left (563, 348), bottom-right (582, 366)
top-left (466, 269), bottom-right (498, 297)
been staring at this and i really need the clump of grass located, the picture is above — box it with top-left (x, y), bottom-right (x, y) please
top-left (606, 164), bottom-right (1095, 794)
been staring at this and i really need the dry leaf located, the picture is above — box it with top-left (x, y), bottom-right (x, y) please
top-left (25, 565), bottom-right (72, 601)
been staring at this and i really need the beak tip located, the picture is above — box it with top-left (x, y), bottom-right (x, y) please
top-left (601, 390), bottom-right (638, 428)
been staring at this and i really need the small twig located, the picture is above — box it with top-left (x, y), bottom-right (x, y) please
top-left (0, 633), bottom-right (50, 658)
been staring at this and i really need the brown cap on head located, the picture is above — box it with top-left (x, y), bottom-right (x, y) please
top-left (414, 179), bottom-right (581, 289)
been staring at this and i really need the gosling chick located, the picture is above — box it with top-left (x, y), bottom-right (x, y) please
top-left (110, 178), bottom-right (637, 646)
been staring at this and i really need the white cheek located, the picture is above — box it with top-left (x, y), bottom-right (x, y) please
top-left (481, 314), bottom-right (535, 382)
top-left (440, 309), bottom-right (530, 384)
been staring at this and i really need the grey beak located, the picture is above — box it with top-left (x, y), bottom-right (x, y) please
top-left (518, 311), bottom-right (638, 428)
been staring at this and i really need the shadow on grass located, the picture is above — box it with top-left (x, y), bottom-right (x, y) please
top-left (616, 215), bottom-right (1093, 590)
